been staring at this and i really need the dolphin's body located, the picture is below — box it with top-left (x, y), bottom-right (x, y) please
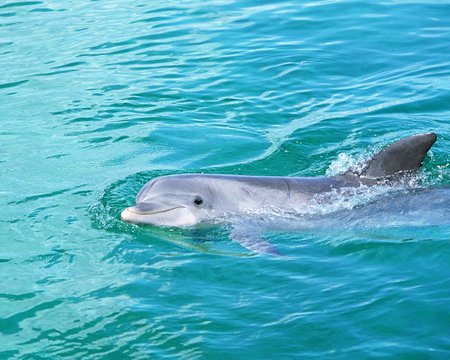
top-left (121, 133), bottom-right (439, 253)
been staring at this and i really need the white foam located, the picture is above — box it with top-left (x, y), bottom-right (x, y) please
top-left (326, 152), bottom-right (369, 177)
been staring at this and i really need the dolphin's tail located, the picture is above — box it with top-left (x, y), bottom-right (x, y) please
top-left (355, 132), bottom-right (437, 179)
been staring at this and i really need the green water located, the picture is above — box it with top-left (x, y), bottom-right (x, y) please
top-left (1, 0), bottom-right (450, 358)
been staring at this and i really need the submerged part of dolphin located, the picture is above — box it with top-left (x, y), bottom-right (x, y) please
top-left (121, 133), bottom-right (438, 253)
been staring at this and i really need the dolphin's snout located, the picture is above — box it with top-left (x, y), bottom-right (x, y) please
top-left (120, 208), bottom-right (133, 222)
top-left (120, 205), bottom-right (152, 222)
top-left (120, 203), bottom-right (185, 224)
top-left (120, 204), bottom-right (157, 221)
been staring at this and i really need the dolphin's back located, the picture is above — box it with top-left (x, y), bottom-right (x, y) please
top-left (195, 174), bottom-right (349, 197)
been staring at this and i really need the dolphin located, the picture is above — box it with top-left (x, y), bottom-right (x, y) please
top-left (121, 133), bottom-right (438, 253)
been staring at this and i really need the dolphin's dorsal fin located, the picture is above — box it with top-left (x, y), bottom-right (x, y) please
top-left (356, 133), bottom-right (437, 179)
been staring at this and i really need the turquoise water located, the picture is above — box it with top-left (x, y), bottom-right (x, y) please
top-left (1, 0), bottom-right (450, 358)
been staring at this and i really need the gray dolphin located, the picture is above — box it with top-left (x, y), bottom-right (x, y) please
top-left (121, 133), bottom-right (437, 252)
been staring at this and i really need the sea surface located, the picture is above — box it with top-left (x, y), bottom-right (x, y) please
top-left (1, 0), bottom-right (450, 358)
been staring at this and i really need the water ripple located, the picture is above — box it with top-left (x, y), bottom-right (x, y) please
top-left (2, 0), bottom-right (450, 358)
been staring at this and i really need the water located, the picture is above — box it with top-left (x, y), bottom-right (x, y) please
top-left (1, 0), bottom-right (450, 358)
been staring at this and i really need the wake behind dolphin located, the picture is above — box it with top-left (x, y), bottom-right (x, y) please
top-left (121, 133), bottom-right (440, 253)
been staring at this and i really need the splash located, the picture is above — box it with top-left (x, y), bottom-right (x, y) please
top-left (326, 152), bottom-right (368, 177)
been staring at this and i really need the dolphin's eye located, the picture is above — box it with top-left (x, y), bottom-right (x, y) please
top-left (193, 196), bottom-right (203, 206)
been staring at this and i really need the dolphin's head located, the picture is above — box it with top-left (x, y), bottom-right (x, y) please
top-left (120, 175), bottom-right (218, 227)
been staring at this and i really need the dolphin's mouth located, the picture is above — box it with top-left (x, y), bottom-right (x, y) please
top-left (124, 206), bottom-right (183, 216)
top-left (121, 202), bottom-right (186, 224)
top-left (120, 204), bottom-right (196, 227)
